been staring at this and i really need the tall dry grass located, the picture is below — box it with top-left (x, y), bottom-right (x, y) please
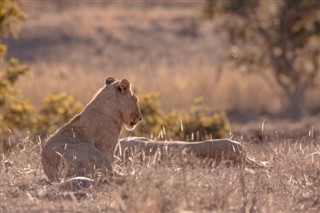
top-left (16, 62), bottom-right (320, 115)
top-left (1, 134), bottom-right (319, 212)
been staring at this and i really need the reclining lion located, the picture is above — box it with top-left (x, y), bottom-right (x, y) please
top-left (117, 137), bottom-right (268, 167)
top-left (41, 77), bottom-right (142, 181)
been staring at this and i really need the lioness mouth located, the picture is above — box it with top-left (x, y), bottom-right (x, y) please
top-left (130, 121), bottom-right (136, 126)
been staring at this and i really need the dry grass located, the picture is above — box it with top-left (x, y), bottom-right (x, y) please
top-left (1, 134), bottom-right (319, 212)
top-left (16, 62), bottom-right (320, 115)
top-left (15, 60), bottom-right (320, 116)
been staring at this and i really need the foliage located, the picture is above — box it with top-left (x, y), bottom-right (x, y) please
top-left (182, 97), bottom-right (230, 140)
top-left (134, 94), bottom-right (231, 141)
top-left (0, 60), bottom-right (82, 150)
top-left (0, 0), bottom-right (33, 145)
top-left (0, 58), bottom-right (34, 143)
top-left (0, 0), bottom-right (83, 152)
top-left (203, 0), bottom-right (320, 118)
top-left (36, 93), bottom-right (83, 137)
top-left (0, 0), bottom-right (27, 38)
top-left (135, 93), bottom-right (163, 137)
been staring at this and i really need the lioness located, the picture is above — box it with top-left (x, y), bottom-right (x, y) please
top-left (117, 137), bottom-right (268, 167)
top-left (41, 77), bottom-right (142, 181)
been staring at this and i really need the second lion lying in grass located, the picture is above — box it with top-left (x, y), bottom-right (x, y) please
top-left (116, 137), bottom-right (268, 168)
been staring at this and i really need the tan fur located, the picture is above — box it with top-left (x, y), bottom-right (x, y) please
top-left (41, 77), bottom-right (142, 181)
top-left (117, 137), bottom-right (268, 167)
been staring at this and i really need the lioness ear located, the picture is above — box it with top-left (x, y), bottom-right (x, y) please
top-left (118, 79), bottom-right (131, 93)
top-left (106, 77), bottom-right (116, 85)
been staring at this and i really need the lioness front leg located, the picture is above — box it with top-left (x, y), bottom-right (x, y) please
top-left (95, 142), bottom-right (116, 165)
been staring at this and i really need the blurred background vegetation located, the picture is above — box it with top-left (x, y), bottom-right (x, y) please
top-left (1, 0), bottom-right (319, 153)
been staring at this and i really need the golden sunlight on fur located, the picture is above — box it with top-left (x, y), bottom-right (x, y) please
top-left (41, 77), bottom-right (142, 181)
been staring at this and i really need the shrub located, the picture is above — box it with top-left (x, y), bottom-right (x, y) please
top-left (0, 49), bottom-right (35, 147)
top-left (0, 0), bottom-right (83, 153)
top-left (36, 93), bottom-right (83, 137)
top-left (134, 93), bottom-right (164, 137)
top-left (182, 97), bottom-right (230, 140)
top-left (133, 94), bottom-right (231, 141)
top-left (0, 0), bottom-right (33, 153)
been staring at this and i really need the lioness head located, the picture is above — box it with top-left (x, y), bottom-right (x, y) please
top-left (105, 77), bottom-right (142, 130)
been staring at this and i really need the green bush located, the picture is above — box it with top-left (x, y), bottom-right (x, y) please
top-left (182, 97), bottom-right (230, 140)
top-left (36, 93), bottom-right (83, 137)
top-left (134, 93), bottom-right (164, 137)
top-left (0, 0), bottom-right (27, 38)
top-left (0, 62), bottom-right (83, 151)
top-left (0, 0), bottom-right (83, 153)
top-left (0, 0), bottom-right (33, 153)
top-left (133, 94), bottom-right (231, 141)
top-left (0, 48), bottom-right (34, 144)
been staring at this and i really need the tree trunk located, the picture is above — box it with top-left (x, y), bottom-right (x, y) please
top-left (286, 82), bottom-right (305, 119)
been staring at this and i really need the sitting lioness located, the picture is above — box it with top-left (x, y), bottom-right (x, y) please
top-left (41, 77), bottom-right (142, 181)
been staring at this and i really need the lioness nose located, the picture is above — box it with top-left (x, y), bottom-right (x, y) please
top-left (137, 109), bottom-right (142, 121)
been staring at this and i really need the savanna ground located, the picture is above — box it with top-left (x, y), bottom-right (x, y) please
top-left (1, 133), bottom-right (319, 212)
top-left (1, 1), bottom-right (320, 212)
